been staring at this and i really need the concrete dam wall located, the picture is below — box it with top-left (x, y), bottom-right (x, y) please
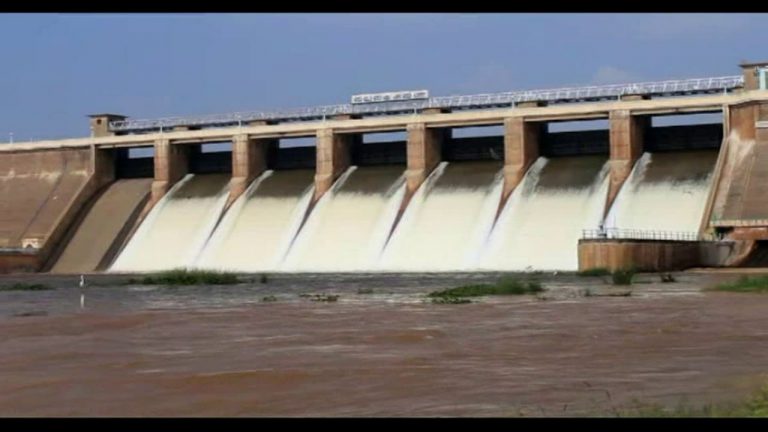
top-left (49, 178), bottom-right (152, 274)
top-left (4, 75), bottom-right (768, 274)
top-left (0, 149), bottom-right (90, 249)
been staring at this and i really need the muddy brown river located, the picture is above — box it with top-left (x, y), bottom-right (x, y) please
top-left (1, 271), bottom-right (767, 417)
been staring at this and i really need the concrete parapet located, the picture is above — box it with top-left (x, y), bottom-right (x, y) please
top-left (578, 239), bottom-right (704, 272)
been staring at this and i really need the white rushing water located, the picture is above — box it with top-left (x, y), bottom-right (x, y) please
top-left (378, 161), bottom-right (504, 272)
top-left (480, 156), bottom-right (610, 271)
top-left (604, 150), bottom-right (718, 233)
top-left (110, 173), bottom-right (231, 272)
top-left (194, 169), bottom-right (315, 272)
top-left (281, 166), bottom-right (406, 272)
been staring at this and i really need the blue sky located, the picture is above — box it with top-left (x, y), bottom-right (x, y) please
top-left (0, 13), bottom-right (764, 142)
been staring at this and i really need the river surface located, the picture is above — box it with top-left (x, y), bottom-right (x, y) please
top-left (1, 271), bottom-right (768, 417)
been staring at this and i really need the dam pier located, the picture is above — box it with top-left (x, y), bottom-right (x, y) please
top-left (3, 61), bottom-right (768, 274)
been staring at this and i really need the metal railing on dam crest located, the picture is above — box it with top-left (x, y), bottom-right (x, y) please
top-left (109, 75), bottom-right (744, 133)
top-left (582, 228), bottom-right (718, 242)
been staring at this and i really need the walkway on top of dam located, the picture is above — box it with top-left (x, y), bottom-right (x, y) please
top-left (3, 75), bottom-right (767, 153)
top-left (109, 75), bottom-right (744, 133)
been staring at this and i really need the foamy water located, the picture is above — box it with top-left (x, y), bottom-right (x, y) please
top-left (379, 161), bottom-right (504, 271)
top-left (481, 156), bottom-right (610, 271)
top-left (605, 151), bottom-right (718, 232)
top-left (281, 166), bottom-right (406, 272)
top-left (195, 170), bottom-right (315, 272)
top-left (110, 174), bottom-right (230, 272)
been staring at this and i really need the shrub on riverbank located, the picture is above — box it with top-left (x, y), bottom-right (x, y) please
top-left (619, 384), bottom-right (768, 417)
top-left (711, 275), bottom-right (768, 293)
top-left (611, 269), bottom-right (635, 285)
top-left (578, 268), bottom-right (611, 277)
top-left (132, 269), bottom-right (239, 285)
top-left (0, 282), bottom-right (53, 291)
top-left (429, 276), bottom-right (543, 299)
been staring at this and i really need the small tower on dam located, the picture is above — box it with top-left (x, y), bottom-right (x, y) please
top-left (88, 113), bottom-right (127, 137)
top-left (739, 61), bottom-right (768, 91)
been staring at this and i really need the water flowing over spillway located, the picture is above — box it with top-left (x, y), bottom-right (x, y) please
top-left (195, 170), bottom-right (315, 272)
top-left (481, 156), bottom-right (610, 271)
top-left (110, 174), bottom-right (230, 272)
top-left (281, 166), bottom-right (406, 272)
top-left (605, 150), bottom-right (718, 232)
top-left (379, 161), bottom-right (504, 272)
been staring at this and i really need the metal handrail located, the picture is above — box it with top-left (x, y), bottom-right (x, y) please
top-left (711, 218), bottom-right (768, 227)
top-left (109, 75), bottom-right (744, 133)
top-left (582, 228), bottom-right (717, 242)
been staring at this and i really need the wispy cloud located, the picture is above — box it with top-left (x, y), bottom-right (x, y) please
top-left (453, 63), bottom-right (519, 94)
top-left (591, 66), bottom-right (641, 85)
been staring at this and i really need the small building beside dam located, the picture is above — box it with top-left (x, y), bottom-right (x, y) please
top-left (3, 61), bottom-right (768, 274)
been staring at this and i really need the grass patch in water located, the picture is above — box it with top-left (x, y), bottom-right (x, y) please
top-left (578, 268), bottom-right (611, 277)
top-left (357, 288), bottom-right (375, 295)
top-left (431, 297), bottom-right (472, 305)
top-left (131, 269), bottom-right (239, 286)
top-left (711, 276), bottom-right (768, 293)
top-left (611, 269), bottom-right (635, 286)
top-left (300, 293), bottom-right (339, 302)
top-left (261, 295), bottom-right (278, 302)
top-left (429, 276), bottom-right (543, 299)
top-left (617, 383), bottom-right (768, 417)
top-left (0, 282), bottom-right (53, 291)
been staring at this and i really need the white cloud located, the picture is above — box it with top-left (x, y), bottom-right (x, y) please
top-left (591, 66), bottom-right (641, 85)
top-left (454, 63), bottom-right (519, 94)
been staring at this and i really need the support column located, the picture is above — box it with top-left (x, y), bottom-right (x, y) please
top-left (501, 117), bottom-right (540, 205)
top-left (607, 110), bottom-right (647, 213)
top-left (314, 129), bottom-right (352, 202)
top-left (151, 139), bottom-right (189, 206)
top-left (228, 134), bottom-right (274, 208)
top-left (405, 123), bottom-right (444, 198)
top-left (91, 146), bottom-right (116, 188)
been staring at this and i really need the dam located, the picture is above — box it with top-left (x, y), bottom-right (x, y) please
top-left (3, 61), bottom-right (768, 274)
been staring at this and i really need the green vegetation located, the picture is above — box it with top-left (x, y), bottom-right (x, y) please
top-left (300, 293), bottom-right (340, 302)
top-left (0, 282), bottom-right (53, 291)
top-left (578, 268), bottom-right (611, 277)
top-left (618, 384), bottom-right (768, 417)
top-left (611, 269), bottom-right (635, 286)
top-left (431, 297), bottom-right (472, 305)
top-left (132, 269), bottom-right (239, 286)
top-left (429, 276), bottom-right (544, 301)
top-left (357, 288), bottom-right (375, 295)
top-left (261, 295), bottom-right (278, 302)
top-left (259, 274), bottom-right (268, 284)
top-left (711, 275), bottom-right (768, 293)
